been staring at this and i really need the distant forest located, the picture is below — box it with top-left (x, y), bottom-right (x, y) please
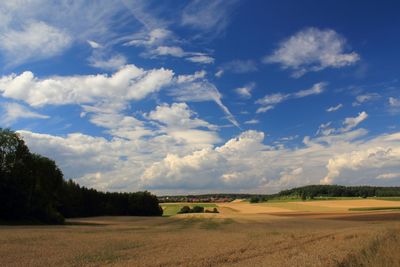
top-left (160, 185), bottom-right (400, 203)
top-left (276, 184), bottom-right (400, 198)
top-left (0, 129), bottom-right (162, 224)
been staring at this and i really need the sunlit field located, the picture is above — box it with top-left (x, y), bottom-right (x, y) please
top-left (2, 199), bottom-right (400, 267)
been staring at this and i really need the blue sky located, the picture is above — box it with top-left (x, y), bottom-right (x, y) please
top-left (1, 1), bottom-right (400, 194)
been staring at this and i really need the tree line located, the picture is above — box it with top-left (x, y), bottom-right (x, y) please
top-left (276, 184), bottom-right (400, 199)
top-left (0, 128), bottom-right (162, 224)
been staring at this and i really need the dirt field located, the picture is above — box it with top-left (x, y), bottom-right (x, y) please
top-left (1, 200), bottom-right (400, 266)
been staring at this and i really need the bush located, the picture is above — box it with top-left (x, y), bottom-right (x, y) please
top-left (249, 196), bottom-right (259, 203)
top-left (178, 206), bottom-right (191, 214)
top-left (191, 206), bottom-right (204, 213)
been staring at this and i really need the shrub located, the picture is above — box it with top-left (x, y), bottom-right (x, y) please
top-left (249, 196), bottom-right (259, 203)
top-left (178, 206), bottom-right (191, 214)
top-left (191, 206), bottom-right (204, 213)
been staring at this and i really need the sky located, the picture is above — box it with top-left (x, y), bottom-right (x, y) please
top-left (0, 0), bottom-right (400, 195)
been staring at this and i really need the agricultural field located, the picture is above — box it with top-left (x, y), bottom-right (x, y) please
top-left (1, 199), bottom-right (400, 266)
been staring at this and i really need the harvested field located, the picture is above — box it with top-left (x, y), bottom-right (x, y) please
top-left (2, 200), bottom-right (400, 266)
top-left (293, 199), bottom-right (400, 209)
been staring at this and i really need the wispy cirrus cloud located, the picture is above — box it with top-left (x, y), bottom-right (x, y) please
top-left (326, 104), bottom-right (343, 112)
top-left (352, 92), bottom-right (381, 106)
top-left (181, 0), bottom-right (240, 36)
top-left (171, 75), bottom-right (239, 127)
top-left (0, 1), bottom-right (133, 67)
top-left (256, 82), bottom-right (326, 113)
top-left (1, 102), bottom-right (49, 126)
top-left (317, 111), bottom-right (368, 136)
top-left (219, 59), bottom-right (258, 75)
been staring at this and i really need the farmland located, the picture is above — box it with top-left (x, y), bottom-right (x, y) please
top-left (1, 199), bottom-right (400, 266)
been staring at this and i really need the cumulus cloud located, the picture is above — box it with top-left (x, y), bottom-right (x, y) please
top-left (17, 125), bottom-right (400, 193)
top-left (326, 104), bottom-right (343, 112)
top-left (0, 64), bottom-right (173, 107)
top-left (322, 144), bottom-right (400, 185)
top-left (1, 102), bottom-right (49, 126)
top-left (256, 82), bottom-right (326, 113)
top-left (264, 27), bottom-right (360, 77)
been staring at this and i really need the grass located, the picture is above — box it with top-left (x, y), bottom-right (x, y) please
top-left (161, 203), bottom-right (217, 216)
top-left (349, 207), bottom-right (400, 211)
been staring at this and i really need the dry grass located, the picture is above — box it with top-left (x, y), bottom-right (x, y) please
top-left (1, 200), bottom-right (400, 266)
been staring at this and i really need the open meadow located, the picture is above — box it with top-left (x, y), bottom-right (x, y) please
top-left (1, 199), bottom-right (400, 266)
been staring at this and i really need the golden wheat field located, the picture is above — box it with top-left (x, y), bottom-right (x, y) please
top-left (1, 199), bottom-right (400, 267)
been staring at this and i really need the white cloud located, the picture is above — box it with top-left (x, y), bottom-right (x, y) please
top-left (148, 46), bottom-right (215, 64)
top-left (186, 55), bottom-right (214, 64)
top-left (221, 60), bottom-right (258, 74)
top-left (151, 46), bottom-right (185, 57)
top-left (244, 119), bottom-right (259, 125)
top-left (294, 83), bottom-right (325, 97)
top-left (256, 106), bottom-right (275, 114)
top-left (0, 1), bottom-right (132, 67)
top-left (341, 111), bottom-right (368, 132)
top-left (170, 78), bottom-right (239, 127)
top-left (176, 71), bottom-right (207, 84)
top-left (148, 102), bottom-right (217, 131)
top-left (1, 102), bottom-right (49, 126)
top-left (127, 30), bottom-right (215, 65)
top-left (215, 69), bottom-right (224, 78)
top-left (326, 104), bottom-right (343, 112)
top-left (389, 97), bottom-right (400, 107)
top-left (87, 40), bottom-right (102, 49)
top-left (126, 28), bottom-right (172, 47)
top-left (256, 82), bottom-right (326, 113)
top-left (0, 64), bottom-right (174, 107)
top-left (352, 93), bottom-right (380, 106)
top-left (0, 21), bottom-right (71, 67)
top-left (17, 126), bottom-right (400, 193)
top-left (181, 0), bottom-right (240, 35)
top-left (317, 112), bottom-right (368, 136)
top-left (89, 54), bottom-right (127, 71)
top-left (322, 143), bottom-right (400, 185)
top-left (235, 83), bottom-right (255, 99)
top-left (264, 27), bottom-right (359, 77)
